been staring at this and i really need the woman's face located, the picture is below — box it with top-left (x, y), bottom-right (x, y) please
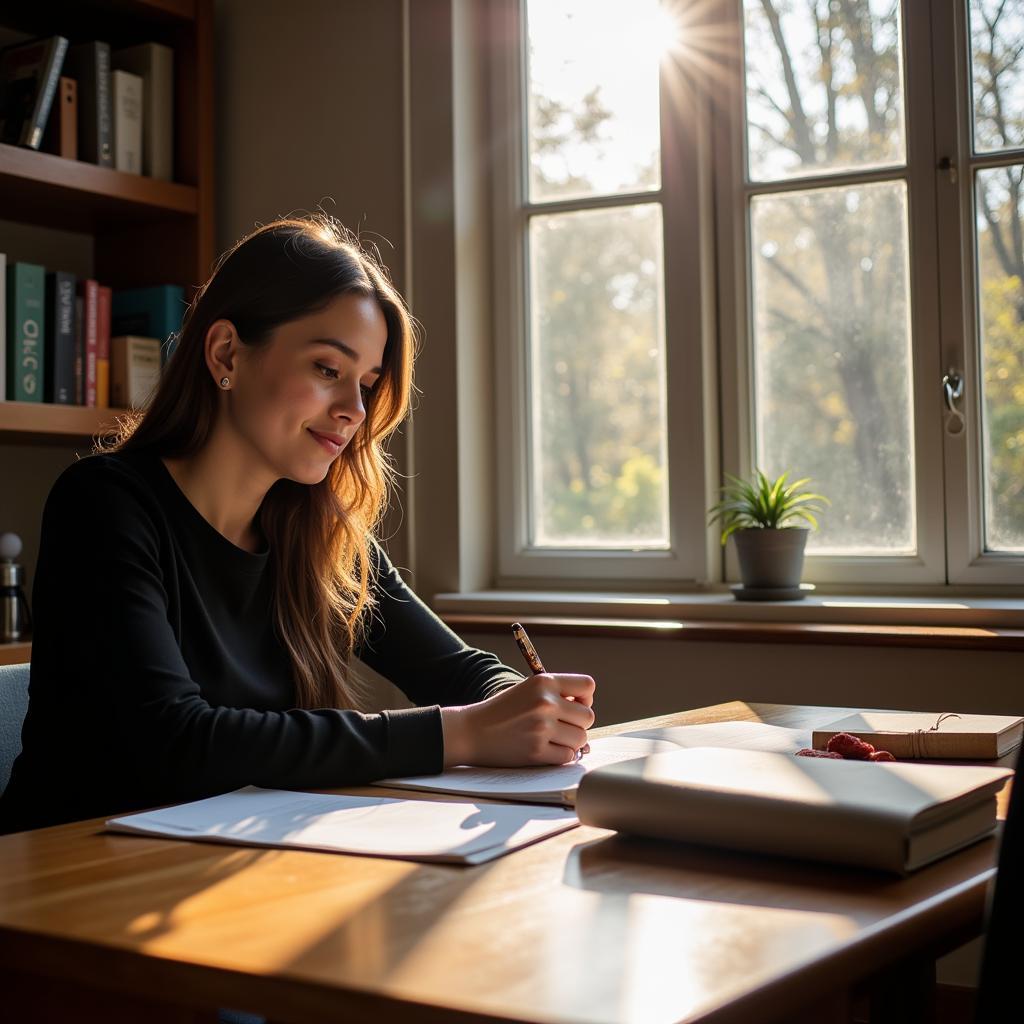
top-left (229, 291), bottom-right (388, 485)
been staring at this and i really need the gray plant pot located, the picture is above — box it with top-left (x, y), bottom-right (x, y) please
top-left (732, 527), bottom-right (809, 588)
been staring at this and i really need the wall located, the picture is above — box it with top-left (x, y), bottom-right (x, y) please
top-left (214, 0), bottom-right (413, 563)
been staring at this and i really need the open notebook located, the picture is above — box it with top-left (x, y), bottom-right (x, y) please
top-left (373, 720), bottom-right (812, 806)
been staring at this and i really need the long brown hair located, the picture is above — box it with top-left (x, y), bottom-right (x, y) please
top-left (96, 215), bottom-right (416, 711)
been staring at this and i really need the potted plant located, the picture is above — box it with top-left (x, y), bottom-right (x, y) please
top-left (708, 470), bottom-right (829, 599)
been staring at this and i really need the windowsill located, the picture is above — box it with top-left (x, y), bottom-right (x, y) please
top-left (434, 589), bottom-right (1024, 627)
top-left (433, 589), bottom-right (1024, 650)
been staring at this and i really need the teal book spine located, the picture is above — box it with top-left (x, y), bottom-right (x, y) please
top-left (111, 284), bottom-right (185, 365)
top-left (6, 262), bottom-right (46, 401)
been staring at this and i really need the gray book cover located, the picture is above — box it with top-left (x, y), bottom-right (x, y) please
top-left (45, 270), bottom-right (76, 404)
top-left (64, 41), bottom-right (111, 166)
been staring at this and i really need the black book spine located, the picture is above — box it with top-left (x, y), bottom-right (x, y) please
top-left (23, 36), bottom-right (68, 149)
top-left (96, 42), bottom-right (111, 167)
top-left (65, 41), bottom-right (112, 167)
top-left (44, 271), bottom-right (76, 404)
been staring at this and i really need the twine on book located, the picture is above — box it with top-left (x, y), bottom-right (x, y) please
top-left (909, 712), bottom-right (962, 758)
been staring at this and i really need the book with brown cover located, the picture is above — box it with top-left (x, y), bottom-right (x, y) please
top-left (575, 747), bottom-right (1013, 875)
top-left (811, 712), bottom-right (1024, 760)
top-left (41, 76), bottom-right (76, 158)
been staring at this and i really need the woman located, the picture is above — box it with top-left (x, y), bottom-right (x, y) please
top-left (0, 216), bottom-right (595, 835)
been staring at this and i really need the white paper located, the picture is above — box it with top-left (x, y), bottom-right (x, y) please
top-left (622, 720), bottom-right (812, 753)
top-left (106, 787), bottom-right (579, 865)
top-left (375, 722), bottom-right (813, 805)
top-left (377, 736), bottom-right (681, 803)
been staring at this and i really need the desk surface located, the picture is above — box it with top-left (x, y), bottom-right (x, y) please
top-left (0, 702), bottom-right (1012, 1024)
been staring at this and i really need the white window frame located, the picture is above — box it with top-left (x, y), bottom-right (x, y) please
top-left (487, 0), bottom-right (1024, 591)
top-left (934, 0), bottom-right (1024, 584)
top-left (488, 0), bottom-right (718, 587)
top-left (715, 0), bottom-right (950, 587)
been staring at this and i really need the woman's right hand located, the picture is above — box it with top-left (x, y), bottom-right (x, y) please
top-left (440, 673), bottom-right (596, 768)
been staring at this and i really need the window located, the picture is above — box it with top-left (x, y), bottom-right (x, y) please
top-left (489, 0), bottom-right (1024, 588)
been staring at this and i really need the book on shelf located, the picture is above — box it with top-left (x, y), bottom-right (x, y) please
top-left (112, 285), bottom-right (185, 366)
top-left (73, 293), bottom-right (83, 404)
top-left (97, 285), bottom-right (111, 407)
top-left (111, 69), bottom-right (142, 174)
top-left (5, 261), bottom-right (45, 402)
top-left (0, 253), bottom-right (5, 401)
top-left (44, 270), bottom-right (75, 404)
top-left (812, 711), bottom-right (1024, 760)
top-left (111, 335), bottom-right (161, 409)
top-left (574, 746), bottom-right (1013, 875)
top-left (63, 41), bottom-right (112, 167)
top-left (0, 35), bottom-right (69, 149)
top-left (41, 75), bottom-right (77, 159)
top-left (78, 279), bottom-right (98, 407)
top-left (112, 43), bottom-right (173, 181)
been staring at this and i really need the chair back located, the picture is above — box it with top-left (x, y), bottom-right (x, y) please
top-left (0, 662), bottom-right (30, 797)
top-left (976, 742), bottom-right (1023, 1023)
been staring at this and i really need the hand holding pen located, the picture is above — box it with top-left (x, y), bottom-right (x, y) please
top-left (511, 622), bottom-right (591, 762)
top-left (438, 626), bottom-right (596, 769)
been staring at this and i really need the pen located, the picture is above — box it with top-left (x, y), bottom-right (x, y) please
top-left (510, 622), bottom-right (589, 761)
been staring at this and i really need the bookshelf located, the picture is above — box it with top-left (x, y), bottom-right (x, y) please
top-left (0, 0), bottom-right (214, 660)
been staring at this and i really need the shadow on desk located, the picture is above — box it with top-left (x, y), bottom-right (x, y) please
top-left (564, 831), bottom-right (999, 915)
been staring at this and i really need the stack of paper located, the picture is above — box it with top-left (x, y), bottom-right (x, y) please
top-left (106, 787), bottom-right (578, 865)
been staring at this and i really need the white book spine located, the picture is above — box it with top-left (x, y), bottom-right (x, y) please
top-left (112, 70), bottom-right (144, 174)
top-left (112, 43), bottom-right (174, 181)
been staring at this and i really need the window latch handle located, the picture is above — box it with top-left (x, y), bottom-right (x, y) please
top-left (943, 369), bottom-right (965, 435)
top-left (938, 156), bottom-right (958, 185)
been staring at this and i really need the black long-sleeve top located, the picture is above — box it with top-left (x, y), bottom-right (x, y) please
top-left (0, 447), bottom-right (523, 834)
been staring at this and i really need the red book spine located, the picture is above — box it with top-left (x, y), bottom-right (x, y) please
top-left (79, 279), bottom-right (99, 407)
top-left (96, 285), bottom-right (111, 407)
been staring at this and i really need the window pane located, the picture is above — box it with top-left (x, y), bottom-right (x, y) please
top-left (976, 165), bottom-right (1024, 551)
top-left (750, 181), bottom-right (915, 554)
top-left (970, 0), bottom-right (1024, 154)
top-left (743, 0), bottom-right (906, 181)
top-left (528, 204), bottom-right (668, 548)
top-left (525, 0), bottom-right (662, 202)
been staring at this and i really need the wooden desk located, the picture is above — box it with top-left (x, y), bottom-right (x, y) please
top-left (0, 702), bottom-right (1011, 1024)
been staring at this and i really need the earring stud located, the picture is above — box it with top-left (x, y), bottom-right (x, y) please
top-left (219, 377), bottom-right (231, 389)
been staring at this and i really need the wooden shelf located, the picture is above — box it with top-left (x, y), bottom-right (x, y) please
top-left (0, 642), bottom-right (31, 667)
top-left (0, 401), bottom-right (130, 443)
top-left (0, 143), bottom-right (198, 233)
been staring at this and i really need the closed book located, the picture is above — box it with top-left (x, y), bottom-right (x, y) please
top-left (41, 75), bottom-right (76, 158)
top-left (111, 69), bottom-right (142, 173)
top-left (112, 42), bottom-right (173, 180)
top-left (73, 294), bottom-right (83, 403)
top-left (44, 271), bottom-right (76, 404)
top-left (112, 285), bottom-right (185, 365)
top-left (0, 35), bottom-right (69, 149)
top-left (78, 279), bottom-right (98, 406)
top-left (575, 747), bottom-right (1013, 875)
top-left (111, 335), bottom-right (161, 409)
top-left (5, 262), bottom-right (45, 401)
top-left (97, 285), bottom-right (111, 407)
top-left (0, 252), bottom-right (5, 401)
top-left (64, 41), bottom-right (112, 167)
top-left (812, 712), bottom-right (1024, 760)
